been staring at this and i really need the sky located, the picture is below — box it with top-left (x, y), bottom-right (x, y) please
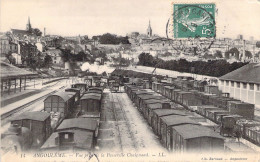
top-left (1, 0), bottom-right (260, 39)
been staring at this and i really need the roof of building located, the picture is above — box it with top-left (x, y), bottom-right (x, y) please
top-left (172, 124), bottom-right (224, 140)
top-left (40, 130), bottom-right (93, 150)
top-left (57, 118), bottom-right (98, 132)
top-left (11, 29), bottom-right (31, 35)
top-left (153, 109), bottom-right (187, 116)
top-left (12, 111), bottom-right (50, 121)
top-left (219, 63), bottom-right (260, 84)
top-left (161, 115), bottom-right (199, 126)
top-left (1, 61), bottom-right (37, 79)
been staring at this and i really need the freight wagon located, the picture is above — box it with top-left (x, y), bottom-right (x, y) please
top-left (71, 83), bottom-right (88, 94)
top-left (151, 109), bottom-right (187, 135)
top-left (170, 124), bottom-right (224, 152)
top-left (220, 115), bottom-right (243, 136)
top-left (10, 111), bottom-right (52, 148)
top-left (141, 98), bottom-right (171, 116)
top-left (44, 92), bottom-right (75, 118)
top-left (227, 101), bottom-right (254, 119)
top-left (65, 88), bottom-right (81, 104)
top-left (79, 93), bottom-right (102, 113)
top-left (160, 115), bottom-right (199, 147)
top-left (41, 118), bottom-right (98, 151)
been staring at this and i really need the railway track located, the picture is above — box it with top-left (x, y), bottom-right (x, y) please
top-left (110, 91), bottom-right (138, 151)
top-left (1, 82), bottom-right (66, 126)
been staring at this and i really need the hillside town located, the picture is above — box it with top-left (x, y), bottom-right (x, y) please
top-left (1, 18), bottom-right (260, 78)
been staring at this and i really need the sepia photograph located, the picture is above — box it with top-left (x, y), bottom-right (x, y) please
top-left (0, 0), bottom-right (260, 161)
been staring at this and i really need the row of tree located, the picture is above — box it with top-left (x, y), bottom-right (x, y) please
top-left (138, 53), bottom-right (248, 77)
top-left (97, 33), bottom-right (130, 44)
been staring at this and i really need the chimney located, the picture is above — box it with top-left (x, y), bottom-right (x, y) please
top-left (44, 28), bottom-right (46, 36)
top-left (242, 40), bottom-right (246, 62)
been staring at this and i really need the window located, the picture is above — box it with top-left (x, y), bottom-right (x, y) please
top-left (65, 134), bottom-right (69, 139)
top-left (231, 81), bottom-right (234, 87)
top-left (249, 83), bottom-right (254, 90)
top-left (54, 57), bottom-right (57, 60)
top-left (243, 83), bottom-right (247, 89)
top-left (237, 82), bottom-right (240, 88)
top-left (226, 81), bottom-right (229, 86)
top-left (257, 84), bottom-right (260, 91)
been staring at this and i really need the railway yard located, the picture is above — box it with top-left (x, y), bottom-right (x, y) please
top-left (1, 71), bottom-right (260, 161)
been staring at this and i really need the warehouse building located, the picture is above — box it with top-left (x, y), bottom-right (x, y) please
top-left (218, 63), bottom-right (260, 108)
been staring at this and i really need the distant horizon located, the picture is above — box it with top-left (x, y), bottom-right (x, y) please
top-left (1, 0), bottom-right (260, 40)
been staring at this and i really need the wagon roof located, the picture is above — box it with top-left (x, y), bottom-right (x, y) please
top-left (48, 91), bottom-right (72, 102)
top-left (147, 103), bottom-right (163, 109)
top-left (13, 111), bottom-right (50, 121)
top-left (65, 88), bottom-right (80, 92)
top-left (143, 99), bottom-right (169, 104)
top-left (164, 86), bottom-right (175, 89)
top-left (177, 91), bottom-right (191, 94)
top-left (89, 87), bottom-right (103, 91)
top-left (172, 124), bottom-right (224, 139)
top-left (225, 142), bottom-right (256, 152)
top-left (85, 90), bottom-right (102, 94)
top-left (198, 105), bottom-right (218, 109)
top-left (40, 130), bottom-right (94, 150)
top-left (153, 109), bottom-right (187, 116)
top-left (81, 93), bottom-right (101, 100)
top-left (208, 109), bottom-right (229, 113)
top-left (73, 83), bottom-right (88, 85)
top-left (228, 100), bottom-right (254, 105)
top-left (161, 115), bottom-right (198, 126)
top-left (57, 118), bottom-right (98, 131)
top-left (79, 112), bottom-right (101, 118)
top-left (173, 89), bottom-right (182, 92)
top-left (138, 94), bottom-right (163, 99)
top-left (133, 90), bottom-right (154, 95)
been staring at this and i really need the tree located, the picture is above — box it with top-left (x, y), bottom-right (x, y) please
top-left (256, 41), bottom-right (260, 48)
top-left (225, 48), bottom-right (239, 59)
top-left (214, 50), bottom-right (223, 58)
top-left (245, 50), bottom-right (252, 58)
top-left (6, 52), bottom-right (16, 64)
top-left (43, 55), bottom-right (53, 68)
top-left (32, 28), bottom-right (42, 36)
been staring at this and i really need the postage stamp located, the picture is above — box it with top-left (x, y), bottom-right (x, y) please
top-left (173, 3), bottom-right (216, 38)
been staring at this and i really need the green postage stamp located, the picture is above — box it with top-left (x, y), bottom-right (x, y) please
top-left (173, 3), bottom-right (216, 38)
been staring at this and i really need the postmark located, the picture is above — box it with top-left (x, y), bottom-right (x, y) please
top-left (173, 3), bottom-right (216, 38)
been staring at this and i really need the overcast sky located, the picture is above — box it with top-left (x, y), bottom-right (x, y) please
top-left (1, 0), bottom-right (260, 39)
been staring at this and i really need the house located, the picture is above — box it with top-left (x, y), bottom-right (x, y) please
top-left (19, 41), bottom-right (38, 64)
top-left (45, 48), bottom-right (63, 65)
top-left (218, 63), bottom-right (260, 108)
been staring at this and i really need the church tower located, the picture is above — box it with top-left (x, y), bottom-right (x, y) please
top-left (147, 20), bottom-right (152, 37)
top-left (26, 17), bottom-right (32, 31)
